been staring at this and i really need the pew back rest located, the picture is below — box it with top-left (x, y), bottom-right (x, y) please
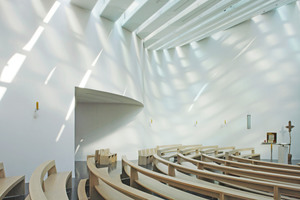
top-left (29, 160), bottom-right (57, 200)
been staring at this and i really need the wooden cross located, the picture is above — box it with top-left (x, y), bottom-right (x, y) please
top-left (286, 121), bottom-right (294, 132)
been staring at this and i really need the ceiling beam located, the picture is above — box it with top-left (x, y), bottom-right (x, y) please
top-left (96, 0), bottom-right (134, 22)
top-left (136, 0), bottom-right (197, 39)
top-left (121, 0), bottom-right (169, 32)
top-left (70, 0), bottom-right (98, 10)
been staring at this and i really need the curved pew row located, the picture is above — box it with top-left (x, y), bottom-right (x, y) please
top-left (122, 156), bottom-right (272, 200)
top-left (177, 153), bottom-right (300, 185)
top-left (0, 162), bottom-right (25, 200)
top-left (87, 156), bottom-right (162, 200)
top-left (77, 179), bottom-right (88, 200)
top-left (200, 146), bottom-right (236, 158)
top-left (229, 155), bottom-right (300, 170)
top-left (157, 144), bottom-right (203, 160)
top-left (225, 148), bottom-right (261, 160)
top-left (201, 153), bottom-right (300, 176)
top-left (153, 154), bottom-right (300, 199)
top-left (122, 156), bottom-right (205, 200)
top-left (25, 160), bottom-right (72, 200)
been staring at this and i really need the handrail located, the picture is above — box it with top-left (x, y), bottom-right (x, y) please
top-left (177, 153), bottom-right (300, 184)
top-left (229, 155), bottom-right (300, 170)
top-left (201, 153), bottom-right (300, 176)
top-left (153, 154), bottom-right (300, 199)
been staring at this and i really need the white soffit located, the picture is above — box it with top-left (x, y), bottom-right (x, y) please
top-left (70, 0), bottom-right (98, 10)
top-left (98, 0), bottom-right (134, 21)
top-left (121, 0), bottom-right (169, 32)
top-left (75, 87), bottom-right (144, 106)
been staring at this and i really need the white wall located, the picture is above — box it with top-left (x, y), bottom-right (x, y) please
top-left (75, 103), bottom-right (144, 161)
top-left (0, 0), bottom-right (144, 181)
top-left (144, 2), bottom-right (300, 159)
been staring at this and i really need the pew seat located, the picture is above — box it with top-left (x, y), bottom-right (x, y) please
top-left (26, 160), bottom-right (72, 200)
top-left (0, 162), bottom-right (25, 200)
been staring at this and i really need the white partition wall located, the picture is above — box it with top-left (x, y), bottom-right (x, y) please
top-left (143, 2), bottom-right (300, 160)
top-left (0, 0), bottom-right (144, 181)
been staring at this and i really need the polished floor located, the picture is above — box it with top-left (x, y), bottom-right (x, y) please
top-left (4, 159), bottom-right (300, 200)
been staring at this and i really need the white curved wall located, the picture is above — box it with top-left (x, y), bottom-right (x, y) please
top-left (0, 0), bottom-right (144, 181)
top-left (144, 2), bottom-right (300, 159)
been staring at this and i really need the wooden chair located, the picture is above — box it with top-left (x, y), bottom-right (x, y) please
top-left (25, 160), bottom-right (72, 200)
top-left (0, 162), bottom-right (25, 200)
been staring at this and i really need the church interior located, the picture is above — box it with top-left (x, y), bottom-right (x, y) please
top-left (0, 0), bottom-right (300, 199)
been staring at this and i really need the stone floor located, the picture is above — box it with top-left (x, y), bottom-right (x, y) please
top-left (3, 159), bottom-right (300, 200)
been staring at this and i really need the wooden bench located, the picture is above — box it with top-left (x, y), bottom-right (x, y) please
top-left (126, 154), bottom-right (272, 199)
top-left (171, 155), bottom-right (300, 199)
top-left (229, 155), bottom-right (300, 170)
top-left (177, 153), bottom-right (300, 185)
top-left (87, 156), bottom-right (162, 200)
top-left (0, 162), bottom-right (25, 199)
top-left (77, 179), bottom-right (88, 200)
top-left (95, 148), bottom-right (117, 165)
top-left (122, 156), bottom-right (205, 200)
top-left (138, 148), bottom-right (156, 165)
top-left (201, 153), bottom-right (300, 177)
top-left (153, 154), bottom-right (300, 199)
top-left (201, 146), bottom-right (235, 158)
top-left (157, 144), bottom-right (202, 160)
top-left (226, 148), bottom-right (260, 160)
top-left (26, 160), bottom-right (72, 200)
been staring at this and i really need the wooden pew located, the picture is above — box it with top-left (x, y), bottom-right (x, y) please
top-left (0, 162), bottom-right (25, 199)
top-left (87, 156), bottom-right (162, 200)
top-left (201, 146), bottom-right (235, 158)
top-left (138, 148), bottom-right (157, 165)
top-left (96, 148), bottom-right (117, 165)
top-left (77, 179), bottom-right (88, 200)
top-left (226, 148), bottom-right (260, 160)
top-left (229, 155), bottom-right (300, 170)
top-left (177, 153), bottom-right (300, 185)
top-left (122, 156), bottom-right (205, 200)
top-left (26, 160), bottom-right (72, 200)
top-left (153, 154), bottom-right (300, 199)
top-left (124, 155), bottom-right (272, 199)
top-left (157, 144), bottom-right (202, 160)
top-left (201, 153), bottom-right (300, 177)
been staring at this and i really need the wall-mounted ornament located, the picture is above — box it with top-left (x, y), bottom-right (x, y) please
top-left (247, 114), bottom-right (251, 129)
top-left (285, 120), bottom-right (294, 164)
top-left (34, 101), bottom-right (39, 119)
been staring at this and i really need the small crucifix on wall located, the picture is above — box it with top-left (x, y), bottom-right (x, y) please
top-left (285, 121), bottom-right (294, 163)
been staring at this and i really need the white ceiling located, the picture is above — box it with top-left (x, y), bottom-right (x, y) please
top-left (71, 0), bottom-right (298, 50)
